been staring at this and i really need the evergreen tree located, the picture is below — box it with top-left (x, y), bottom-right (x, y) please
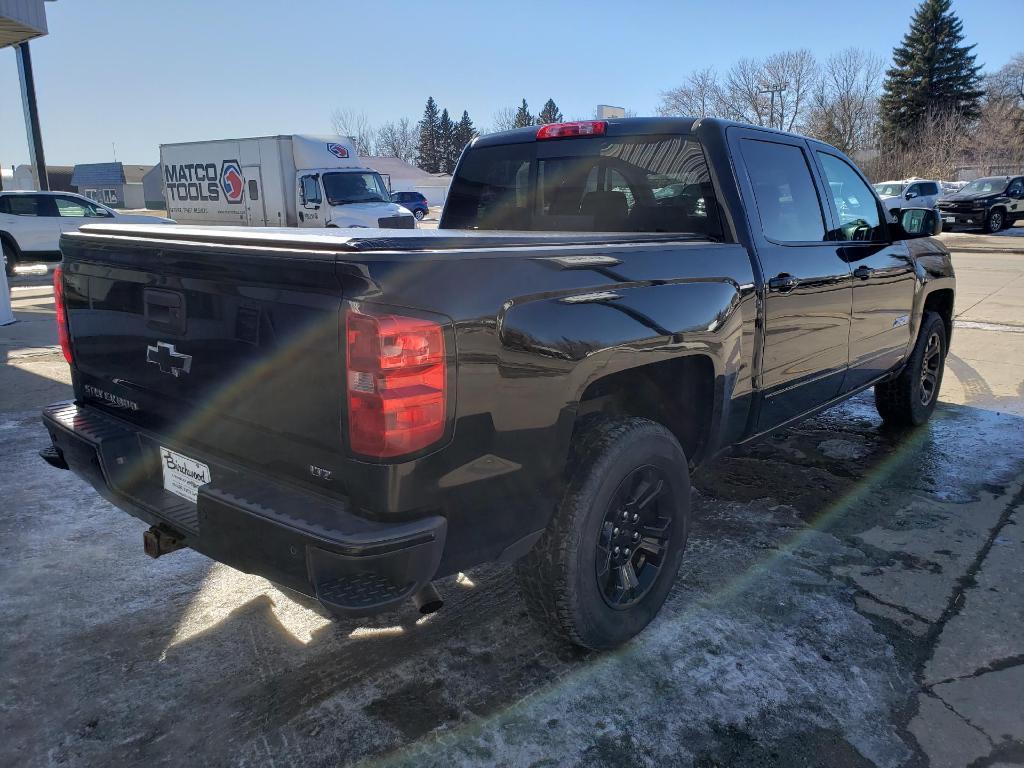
top-left (878, 0), bottom-right (984, 141)
top-left (451, 110), bottom-right (477, 163)
top-left (513, 99), bottom-right (534, 128)
top-left (416, 96), bottom-right (442, 172)
top-left (438, 108), bottom-right (456, 174)
top-left (536, 98), bottom-right (564, 125)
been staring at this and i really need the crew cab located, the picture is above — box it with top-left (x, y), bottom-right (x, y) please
top-left (936, 175), bottom-right (1024, 233)
top-left (41, 118), bottom-right (954, 650)
top-left (0, 191), bottom-right (173, 275)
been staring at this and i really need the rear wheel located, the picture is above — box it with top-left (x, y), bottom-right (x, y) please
top-left (515, 417), bottom-right (691, 650)
top-left (985, 209), bottom-right (1005, 233)
top-left (874, 311), bottom-right (947, 427)
top-left (414, 209), bottom-right (425, 221)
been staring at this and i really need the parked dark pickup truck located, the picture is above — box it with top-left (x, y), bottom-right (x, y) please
top-left (936, 175), bottom-right (1024, 233)
top-left (42, 118), bottom-right (954, 649)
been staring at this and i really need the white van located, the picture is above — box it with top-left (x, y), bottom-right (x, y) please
top-left (159, 134), bottom-right (415, 229)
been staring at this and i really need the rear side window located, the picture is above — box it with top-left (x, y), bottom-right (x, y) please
top-left (443, 134), bottom-right (722, 237)
top-left (740, 139), bottom-right (825, 243)
top-left (920, 182), bottom-right (939, 196)
top-left (2, 195), bottom-right (43, 216)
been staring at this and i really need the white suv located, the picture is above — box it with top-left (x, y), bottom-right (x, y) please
top-left (1, 191), bottom-right (175, 275)
top-left (872, 179), bottom-right (942, 218)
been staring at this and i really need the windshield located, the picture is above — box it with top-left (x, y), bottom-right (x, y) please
top-left (322, 172), bottom-right (391, 205)
top-left (441, 134), bottom-right (722, 238)
top-left (873, 183), bottom-right (903, 197)
top-left (959, 177), bottom-right (1006, 195)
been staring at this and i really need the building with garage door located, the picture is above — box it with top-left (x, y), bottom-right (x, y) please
top-left (70, 162), bottom-right (153, 208)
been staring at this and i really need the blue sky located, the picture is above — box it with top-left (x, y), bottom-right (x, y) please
top-left (0, 0), bottom-right (1018, 167)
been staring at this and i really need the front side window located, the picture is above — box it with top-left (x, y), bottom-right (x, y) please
top-left (740, 139), bottom-right (825, 243)
top-left (816, 152), bottom-right (884, 242)
top-left (1008, 179), bottom-right (1024, 197)
top-left (55, 196), bottom-right (103, 217)
top-left (443, 134), bottom-right (721, 236)
top-left (300, 175), bottom-right (321, 205)
top-left (322, 172), bottom-right (390, 205)
top-left (905, 183), bottom-right (922, 197)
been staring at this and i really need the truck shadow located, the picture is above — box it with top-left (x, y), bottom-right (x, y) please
top-left (88, 393), bottom-right (1024, 766)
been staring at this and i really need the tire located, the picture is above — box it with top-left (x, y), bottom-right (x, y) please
top-left (985, 209), bottom-right (1005, 234)
top-left (414, 209), bottom-right (425, 221)
top-left (2, 238), bottom-right (14, 278)
top-left (515, 417), bottom-right (691, 650)
top-left (874, 311), bottom-right (947, 427)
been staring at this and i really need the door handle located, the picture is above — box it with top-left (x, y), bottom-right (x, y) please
top-left (768, 273), bottom-right (798, 293)
top-left (853, 265), bottom-right (874, 280)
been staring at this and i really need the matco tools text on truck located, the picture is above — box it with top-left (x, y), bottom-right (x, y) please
top-left (159, 134), bottom-right (416, 229)
top-left (43, 118), bottom-right (954, 650)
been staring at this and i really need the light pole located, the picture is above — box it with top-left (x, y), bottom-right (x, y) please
top-left (758, 82), bottom-right (788, 131)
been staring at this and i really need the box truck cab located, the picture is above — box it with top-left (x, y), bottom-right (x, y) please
top-left (159, 134), bottom-right (415, 229)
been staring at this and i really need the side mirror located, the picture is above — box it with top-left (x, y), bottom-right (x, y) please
top-left (904, 191), bottom-right (917, 200)
top-left (895, 207), bottom-right (941, 239)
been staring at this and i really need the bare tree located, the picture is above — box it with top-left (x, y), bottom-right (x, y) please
top-left (974, 53), bottom-right (1024, 174)
top-left (866, 106), bottom-right (969, 181)
top-left (488, 106), bottom-right (517, 134)
top-left (375, 118), bottom-right (419, 164)
top-left (658, 67), bottom-right (722, 117)
top-left (805, 48), bottom-right (884, 154)
top-left (762, 49), bottom-right (818, 131)
top-left (715, 50), bottom-right (818, 130)
top-left (330, 109), bottom-right (375, 156)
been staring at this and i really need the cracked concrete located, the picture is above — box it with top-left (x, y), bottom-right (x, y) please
top-left (924, 513), bottom-right (1024, 686)
top-left (932, 665), bottom-right (1024, 745)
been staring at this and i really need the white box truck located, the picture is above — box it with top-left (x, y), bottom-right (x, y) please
top-left (159, 134), bottom-right (415, 229)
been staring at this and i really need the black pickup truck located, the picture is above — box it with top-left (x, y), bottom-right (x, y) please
top-left (41, 118), bottom-right (954, 650)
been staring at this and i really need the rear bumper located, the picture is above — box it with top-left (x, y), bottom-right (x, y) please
top-left (41, 401), bottom-right (446, 616)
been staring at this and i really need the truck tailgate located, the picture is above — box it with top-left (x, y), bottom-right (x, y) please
top-left (60, 227), bottom-right (346, 492)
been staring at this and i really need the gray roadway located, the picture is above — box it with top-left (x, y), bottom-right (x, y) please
top-left (1, 229), bottom-right (1022, 767)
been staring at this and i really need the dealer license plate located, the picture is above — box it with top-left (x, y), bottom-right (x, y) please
top-left (943, 216), bottom-right (955, 224)
top-left (160, 446), bottom-right (211, 504)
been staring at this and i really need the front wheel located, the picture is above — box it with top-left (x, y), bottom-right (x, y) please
top-left (985, 209), bottom-right (1005, 233)
top-left (2, 239), bottom-right (15, 278)
top-left (515, 417), bottom-right (690, 650)
top-left (874, 311), bottom-right (947, 427)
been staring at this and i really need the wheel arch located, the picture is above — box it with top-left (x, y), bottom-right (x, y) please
top-left (574, 354), bottom-right (718, 466)
top-left (922, 286), bottom-right (955, 344)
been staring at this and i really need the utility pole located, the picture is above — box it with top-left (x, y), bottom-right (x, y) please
top-left (16, 42), bottom-right (48, 191)
top-left (758, 82), bottom-right (788, 130)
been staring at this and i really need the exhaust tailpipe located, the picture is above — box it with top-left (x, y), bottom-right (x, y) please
top-left (412, 583), bottom-right (443, 614)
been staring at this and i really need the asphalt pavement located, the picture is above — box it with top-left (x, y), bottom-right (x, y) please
top-left (1, 233), bottom-right (1022, 767)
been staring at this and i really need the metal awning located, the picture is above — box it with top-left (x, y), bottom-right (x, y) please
top-left (0, 0), bottom-right (49, 49)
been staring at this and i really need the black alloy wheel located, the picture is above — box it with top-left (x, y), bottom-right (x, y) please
top-left (595, 465), bottom-right (673, 609)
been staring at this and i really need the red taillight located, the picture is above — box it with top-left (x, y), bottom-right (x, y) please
top-left (346, 309), bottom-right (447, 458)
top-left (53, 266), bottom-right (73, 364)
top-left (536, 121), bottom-right (607, 140)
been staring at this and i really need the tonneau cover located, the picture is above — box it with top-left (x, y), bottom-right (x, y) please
top-left (67, 223), bottom-right (696, 253)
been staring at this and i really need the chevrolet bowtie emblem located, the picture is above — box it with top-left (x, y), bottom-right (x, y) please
top-left (146, 341), bottom-right (192, 377)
